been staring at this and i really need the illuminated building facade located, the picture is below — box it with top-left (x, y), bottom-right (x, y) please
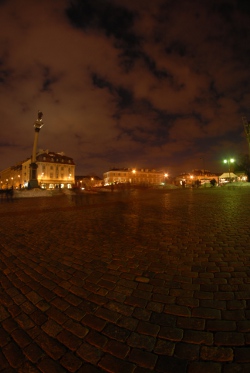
top-left (75, 175), bottom-right (102, 189)
top-left (174, 169), bottom-right (219, 186)
top-left (0, 164), bottom-right (23, 189)
top-left (103, 168), bottom-right (167, 186)
top-left (0, 150), bottom-right (75, 189)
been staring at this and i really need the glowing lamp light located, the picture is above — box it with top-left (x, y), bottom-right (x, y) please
top-left (223, 158), bottom-right (235, 182)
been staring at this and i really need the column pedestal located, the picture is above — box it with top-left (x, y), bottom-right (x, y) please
top-left (29, 162), bottom-right (39, 188)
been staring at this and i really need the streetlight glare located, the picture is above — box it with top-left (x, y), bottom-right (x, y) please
top-left (223, 158), bottom-right (235, 183)
top-left (224, 158), bottom-right (235, 164)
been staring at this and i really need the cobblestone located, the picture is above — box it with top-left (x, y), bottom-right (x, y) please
top-left (1, 187), bottom-right (250, 371)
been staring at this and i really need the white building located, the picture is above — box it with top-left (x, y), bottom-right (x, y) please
top-left (103, 168), bottom-right (167, 186)
top-left (0, 150), bottom-right (75, 189)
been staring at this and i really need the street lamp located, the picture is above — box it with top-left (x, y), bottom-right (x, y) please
top-left (40, 172), bottom-right (44, 188)
top-left (164, 173), bottom-right (168, 185)
top-left (223, 158), bottom-right (235, 182)
top-left (132, 169), bottom-right (136, 184)
top-left (190, 175), bottom-right (193, 186)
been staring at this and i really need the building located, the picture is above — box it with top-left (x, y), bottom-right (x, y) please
top-left (75, 175), bottom-right (103, 189)
top-left (175, 169), bottom-right (219, 187)
top-left (103, 168), bottom-right (168, 186)
top-left (0, 150), bottom-right (75, 189)
top-left (0, 163), bottom-right (23, 189)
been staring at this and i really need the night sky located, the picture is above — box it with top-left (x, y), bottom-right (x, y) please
top-left (1, 0), bottom-right (250, 177)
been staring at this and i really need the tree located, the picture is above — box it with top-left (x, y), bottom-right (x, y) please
top-left (235, 154), bottom-right (250, 181)
top-left (210, 179), bottom-right (216, 187)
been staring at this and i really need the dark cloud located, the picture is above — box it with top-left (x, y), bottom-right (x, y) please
top-left (40, 66), bottom-right (62, 93)
top-left (91, 72), bottom-right (133, 109)
top-left (66, 0), bottom-right (137, 43)
top-left (0, 66), bottom-right (11, 84)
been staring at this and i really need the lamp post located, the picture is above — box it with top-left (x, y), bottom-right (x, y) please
top-left (224, 158), bottom-right (235, 182)
top-left (190, 174), bottom-right (194, 187)
top-left (132, 169), bottom-right (136, 184)
top-left (164, 173), bottom-right (168, 185)
top-left (40, 172), bottom-right (44, 188)
top-left (200, 157), bottom-right (205, 176)
top-left (29, 111), bottom-right (44, 188)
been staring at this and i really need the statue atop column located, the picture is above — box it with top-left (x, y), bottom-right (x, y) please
top-left (34, 110), bottom-right (44, 130)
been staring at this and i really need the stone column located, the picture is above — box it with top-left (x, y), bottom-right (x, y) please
top-left (29, 111), bottom-right (44, 188)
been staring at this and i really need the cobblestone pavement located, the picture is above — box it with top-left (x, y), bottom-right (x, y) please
top-left (0, 187), bottom-right (250, 373)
